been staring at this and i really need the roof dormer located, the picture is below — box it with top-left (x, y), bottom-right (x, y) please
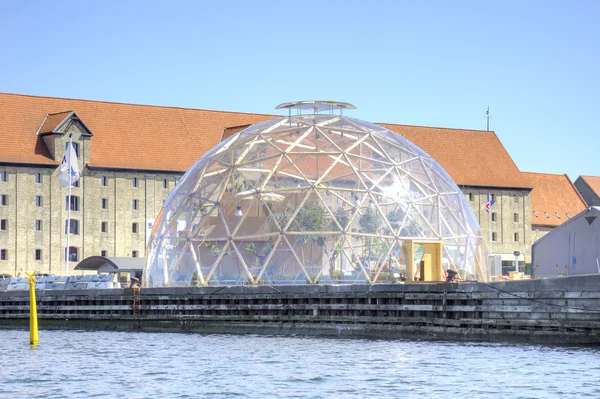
top-left (38, 111), bottom-right (93, 162)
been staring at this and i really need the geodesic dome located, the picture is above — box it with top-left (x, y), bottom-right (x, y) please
top-left (143, 101), bottom-right (487, 287)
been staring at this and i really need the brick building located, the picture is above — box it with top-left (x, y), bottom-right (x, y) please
top-left (0, 92), bottom-right (583, 276)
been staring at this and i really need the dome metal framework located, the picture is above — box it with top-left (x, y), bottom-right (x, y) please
top-left (144, 104), bottom-right (487, 287)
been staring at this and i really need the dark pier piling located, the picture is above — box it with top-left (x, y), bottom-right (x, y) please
top-left (1, 275), bottom-right (599, 344)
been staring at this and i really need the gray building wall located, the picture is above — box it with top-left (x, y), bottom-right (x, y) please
top-left (461, 188), bottom-right (532, 263)
top-left (531, 225), bottom-right (553, 244)
top-left (532, 208), bottom-right (600, 277)
top-left (0, 166), bottom-right (533, 277)
top-left (574, 177), bottom-right (599, 207)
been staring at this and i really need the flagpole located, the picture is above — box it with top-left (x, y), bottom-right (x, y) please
top-left (65, 135), bottom-right (73, 276)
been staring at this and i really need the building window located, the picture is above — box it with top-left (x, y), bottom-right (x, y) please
top-left (556, 212), bottom-right (561, 219)
top-left (514, 232), bottom-right (519, 242)
top-left (468, 193), bottom-right (473, 201)
top-left (544, 212), bottom-right (550, 218)
top-left (0, 171), bottom-right (7, 182)
top-left (101, 198), bottom-right (108, 209)
top-left (501, 260), bottom-right (519, 276)
top-left (72, 179), bottom-right (79, 188)
top-left (101, 222), bottom-right (108, 233)
top-left (492, 232), bottom-right (498, 242)
top-left (101, 250), bottom-right (107, 257)
top-left (35, 249), bottom-right (42, 261)
top-left (0, 195), bottom-right (6, 206)
top-left (533, 211), bottom-right (538, 217)
top-left (0, 249), bottom-right (6, 260)
top-left (132, 223), bottom-right (138, 233)
top-left (65, 219), bottom-right (79, 235)
top-left (35, 172), bottom-right (41, 184)
top-left (513, 194), bottom-right (518, 203)
top-left (72, 142), bottom-right (80, 158)
top-left (66, 196), bottom-right (80, 211)
top-left (566, 213), bottom-right (571, 219)
top-left (491, 212), bottom-right (497, 222)
top-left (67, 247), bottom-right (78, 262)
top-left (35, 220), bottom-right (42, 231)
top-left (513, 213), bottom-right (519, 223)
top-left (491, 194), bottom-right (496, 202)
top-left (163, 179), bottom-right (168, 189)
top-left (0, 219), bottom-right (6, 231)
top-left (132, 177), bottom-right (138, 188)
top-left (101, 176), bottom-right (108, 187)
top-left (132, 199), bottom-right (139, 210)
top-left (132, 251), bottom-right (138, 258)
top-left (35, 196), bottom-right (42, 207)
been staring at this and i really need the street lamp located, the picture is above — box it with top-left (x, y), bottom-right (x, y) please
top-left (513, 250), bottom-right (520, 273)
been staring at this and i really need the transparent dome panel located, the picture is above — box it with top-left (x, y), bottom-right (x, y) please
top-left (144, 113), bottom-right (488, 287)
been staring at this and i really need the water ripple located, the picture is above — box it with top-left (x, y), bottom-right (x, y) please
top-left (0, 330), bottom-right (599, 398)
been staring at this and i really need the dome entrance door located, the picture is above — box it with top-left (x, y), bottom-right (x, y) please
top-left (405, 240), bottom-right (444, 282)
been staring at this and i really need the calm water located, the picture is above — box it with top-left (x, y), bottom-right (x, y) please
top-left (1, 330), bottom-right (599, 398)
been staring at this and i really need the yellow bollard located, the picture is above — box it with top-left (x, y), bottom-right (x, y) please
top-left (25, 271), bottom-right (38, 345)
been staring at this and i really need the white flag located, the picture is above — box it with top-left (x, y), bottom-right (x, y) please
top-left (58, 142), bottom-right (80, 187)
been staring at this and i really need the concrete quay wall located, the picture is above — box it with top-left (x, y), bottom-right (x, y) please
top-left (1, 275), bottom-right (600, 344)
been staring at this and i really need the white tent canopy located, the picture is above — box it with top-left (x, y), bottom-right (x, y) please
top-left (75, 256), bottom-right (144, 274)
top-left (532, 207), bottom-right (600, 277)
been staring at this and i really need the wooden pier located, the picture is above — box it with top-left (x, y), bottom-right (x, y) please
top-left (1, 275), bottom-right (599, 344)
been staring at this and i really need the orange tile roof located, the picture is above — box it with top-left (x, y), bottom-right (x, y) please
top-left (222, 124), bottom-right (251, 141)
top-left (0, 93), bottom-right (274, 170)
top-left (0, 92), bottom-right (529, 189)
top-left (578, 175), bottom-right (600, 197)
top-left (522, 172), bottom-right (588, 227)
top-left (38, 111), bottom-right (73, 134)
top-left (380, 123), bottom-right (530, 189)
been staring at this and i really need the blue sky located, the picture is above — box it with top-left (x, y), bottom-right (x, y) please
top-left (1, 1), bottom-right (598, 180)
